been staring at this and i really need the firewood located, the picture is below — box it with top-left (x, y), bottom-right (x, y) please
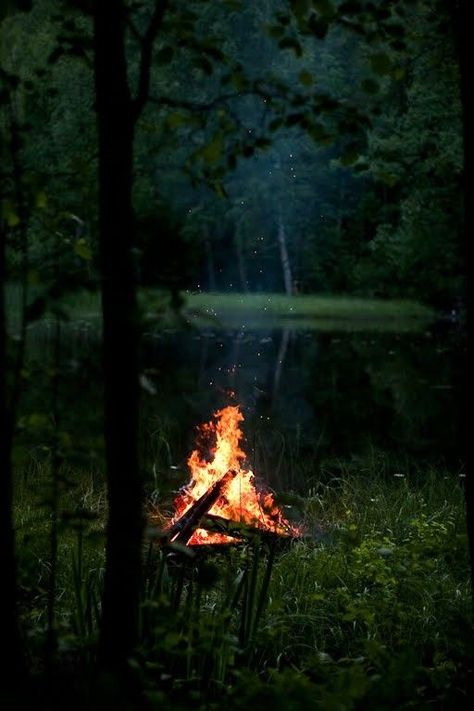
top-left (199, 513), bottom-right (294, 545)
top-left (165, 469), bottom-right (237, 546)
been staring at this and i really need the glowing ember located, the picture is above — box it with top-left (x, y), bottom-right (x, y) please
top-left (169, 405), bottom-right (298, 545)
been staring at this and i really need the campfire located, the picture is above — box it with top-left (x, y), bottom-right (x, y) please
top-left (163, 405), bottom-right (300, 546)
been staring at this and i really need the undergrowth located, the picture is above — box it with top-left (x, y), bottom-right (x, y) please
top-left (13, 461), bottom-right (473, 709)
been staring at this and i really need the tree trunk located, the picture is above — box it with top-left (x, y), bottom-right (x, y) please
top-left (94, 2), bottom-right (143, 667)
top-left (0, 223), bottom-right (26, 692)
top-left (277, 217), bottom-right (293, 296)
top-left (0, 50), bottom-right (29, 693)
top-left (453, 0), bottom-right (474, 595)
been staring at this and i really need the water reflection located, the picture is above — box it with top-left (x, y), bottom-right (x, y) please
top-left (142, 324), bottom-right (464, 489)
top-left (20, 317), bottom-right (465, 491)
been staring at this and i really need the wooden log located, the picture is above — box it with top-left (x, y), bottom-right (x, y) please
top-left (199, 513), bottom-right (295, 545)
top-left (165, 470), bottom-right (237, 546)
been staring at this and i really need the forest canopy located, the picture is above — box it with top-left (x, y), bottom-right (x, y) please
top-left (1, 0), bottom-right (464, 306)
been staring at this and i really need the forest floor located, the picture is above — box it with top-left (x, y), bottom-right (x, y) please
top-left (13, 457), bottom-right (473, 709)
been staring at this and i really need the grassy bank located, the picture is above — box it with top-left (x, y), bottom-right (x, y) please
top-left (14, 459), bottom-right (472, 708)
top-left (5, 283), bottom-right (435, 335)
top-left (185, 292), bottom-right (435, 331)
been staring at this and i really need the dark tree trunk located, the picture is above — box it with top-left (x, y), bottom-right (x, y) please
top-left (94, 2), bottom-right (143, 666)
top-left (274, 155), bottom-right (293, 296)
top-left (0, 55), bottom-right (29, 694)
top-left (454, 0), bottom-right (474, 595)
top-left (0, 223), bottom-right (26, 691)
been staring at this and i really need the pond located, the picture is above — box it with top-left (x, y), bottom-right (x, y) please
top-left (139, 318), bottom-right (465, 496)
top-left (20, 312), bottom-right (465, 495)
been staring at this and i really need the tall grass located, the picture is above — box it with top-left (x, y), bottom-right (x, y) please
top-left (14, 458), bottom-right (471, 707)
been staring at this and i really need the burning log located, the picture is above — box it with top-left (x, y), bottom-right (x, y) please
top-left (165, 469), bottom-right (237, 546)
top-left (200, 513), bottom-right (297, 545)
top-left (157, 405), bottom-right (302, 548)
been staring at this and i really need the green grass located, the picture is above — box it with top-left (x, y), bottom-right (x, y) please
top-left (185, 291), bottom-right (434, 326)
top-left (13, 455), bottom-right (471, 708)
top-left (5, 283), bottom-right (435, 335)
top-left (180, 291), bottom-right (435, 331)
top-left (139, 467), bottom-right (471, 708)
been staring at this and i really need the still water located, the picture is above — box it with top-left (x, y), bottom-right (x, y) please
top-left (140, 320), bottom-right (464, 492)
top-left (23, 315), bottom-right (465, 491)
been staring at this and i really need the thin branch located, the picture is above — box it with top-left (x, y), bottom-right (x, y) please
top-left (148, 91), bottom-right (246, 113)
top-left (148, 79), bottom-right (279, 114)
top-left (132, 0), bottom-right (169, 122)
top-left (124, 15), bottom-right (142, 44)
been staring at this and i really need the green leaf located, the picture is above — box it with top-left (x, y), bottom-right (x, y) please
top-left (213, 182), bottom-right (228, 198)
top-left (370, 52), bottom-right (392, 75)
top-left (391, 66), bottom-right (406, 81)
top-left (59, 431), bottom-right (72, 449)
top-left (166, 112), bottom-right (188, 128)
top-left (156, 46), bottom-right (174, 65)
top-left (74, 238), bottom-right (92, 261)
top-left (298, 70), bottom-right (314, 86)
top-left (201, 134), bottom-right (224, 165)
top-left (140, 374), bottom-right (157, 395)
top-left (27, 413), bottom-right (49, 429)
top-left (27, 269), bottom-right (41, 286)
top-left (2, 199), bottom-right (20, 227)
top-left (35, 190), bottom-right (48, 209)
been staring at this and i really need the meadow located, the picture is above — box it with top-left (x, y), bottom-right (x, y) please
top-left (14, 454), bottom-right (472, 709)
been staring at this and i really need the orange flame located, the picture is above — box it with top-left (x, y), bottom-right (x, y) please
top-left (171, 405), bottom-right (298, 545)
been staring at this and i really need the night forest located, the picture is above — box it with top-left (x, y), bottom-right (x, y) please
top-left (1, 1), bottom-right (473, 709)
